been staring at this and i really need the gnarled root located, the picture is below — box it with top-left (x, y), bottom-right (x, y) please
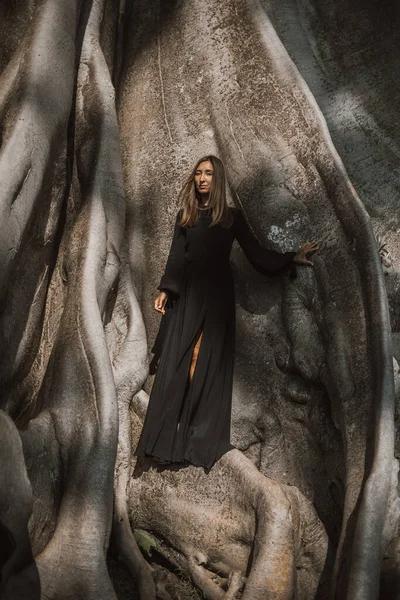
top-left (129, 396), bottom-right (328, 600)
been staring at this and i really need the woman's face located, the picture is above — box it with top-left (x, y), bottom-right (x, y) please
top-left (194, 160), bottom-right (213, 197)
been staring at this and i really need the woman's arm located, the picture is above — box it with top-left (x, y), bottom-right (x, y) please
top-left (234, 208), bottom-right (298, 278)
top-left (157, 209), bottom-right (186, 298)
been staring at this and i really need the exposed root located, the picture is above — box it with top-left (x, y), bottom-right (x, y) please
top-left (128, 400), bottom-right (328, 600)
top-left (24, 0), bottom-right (126, 598)
top-left (111, 265), bottom-right (157, 598)
top-left (187, 554), bottom-right (244, 600)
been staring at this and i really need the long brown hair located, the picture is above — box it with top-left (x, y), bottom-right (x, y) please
top-left (178, 155), bottom-right (233, 228)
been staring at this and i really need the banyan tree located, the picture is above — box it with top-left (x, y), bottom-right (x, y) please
top-left (1, 1), bottom-right (399, 599)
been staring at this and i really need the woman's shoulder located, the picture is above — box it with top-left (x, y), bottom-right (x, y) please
top-left (226, 207), bottom-right (243, 231)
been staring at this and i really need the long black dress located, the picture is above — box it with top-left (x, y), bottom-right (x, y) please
top-left (134, 206), bottom-right (297, 470)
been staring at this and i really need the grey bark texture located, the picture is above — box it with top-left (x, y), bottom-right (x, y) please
top-left (0, 0), bottom-right (399, 599)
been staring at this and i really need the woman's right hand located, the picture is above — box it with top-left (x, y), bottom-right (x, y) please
top-left (154, 291), bottom-right (168, 315)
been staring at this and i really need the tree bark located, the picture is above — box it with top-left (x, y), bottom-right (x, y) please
top-left (1, 0), bottom-right (399, 599)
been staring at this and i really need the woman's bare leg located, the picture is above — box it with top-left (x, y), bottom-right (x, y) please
top-left (189, 331), bottom-right (203, 381)
top-left (177, 331), bottom-right (204, 433)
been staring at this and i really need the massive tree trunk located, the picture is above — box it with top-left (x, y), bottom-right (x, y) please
top-left (0, 1), bottom-right (399, 599)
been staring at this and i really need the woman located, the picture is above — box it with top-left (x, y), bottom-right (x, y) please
top-left (134, 155), bottom-right (318, 471)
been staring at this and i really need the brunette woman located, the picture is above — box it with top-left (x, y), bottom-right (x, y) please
top-left (134, 155), bottom-right (318, 470)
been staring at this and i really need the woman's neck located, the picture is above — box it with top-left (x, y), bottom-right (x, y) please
top-left (197, 196), bottom-right (209, 208)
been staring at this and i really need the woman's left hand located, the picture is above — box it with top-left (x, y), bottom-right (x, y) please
top-left (293, 241), bottom-right (319, 266)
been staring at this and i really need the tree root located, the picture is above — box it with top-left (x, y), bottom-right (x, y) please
top-left (129, 397), bottom-right (328, 600)
top-left (17, 0), bottom-right (126, 598)
top-left (111, 265), bottom-right (162, 600)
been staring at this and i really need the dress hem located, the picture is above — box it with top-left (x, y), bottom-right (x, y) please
top-left (133, 442), bottom-right (235, 471)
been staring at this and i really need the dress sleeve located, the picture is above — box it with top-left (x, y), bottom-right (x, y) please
top-left (234, 209), bottom-right (297, 279)
top-left (157, 209), bottom-right (186, 298)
